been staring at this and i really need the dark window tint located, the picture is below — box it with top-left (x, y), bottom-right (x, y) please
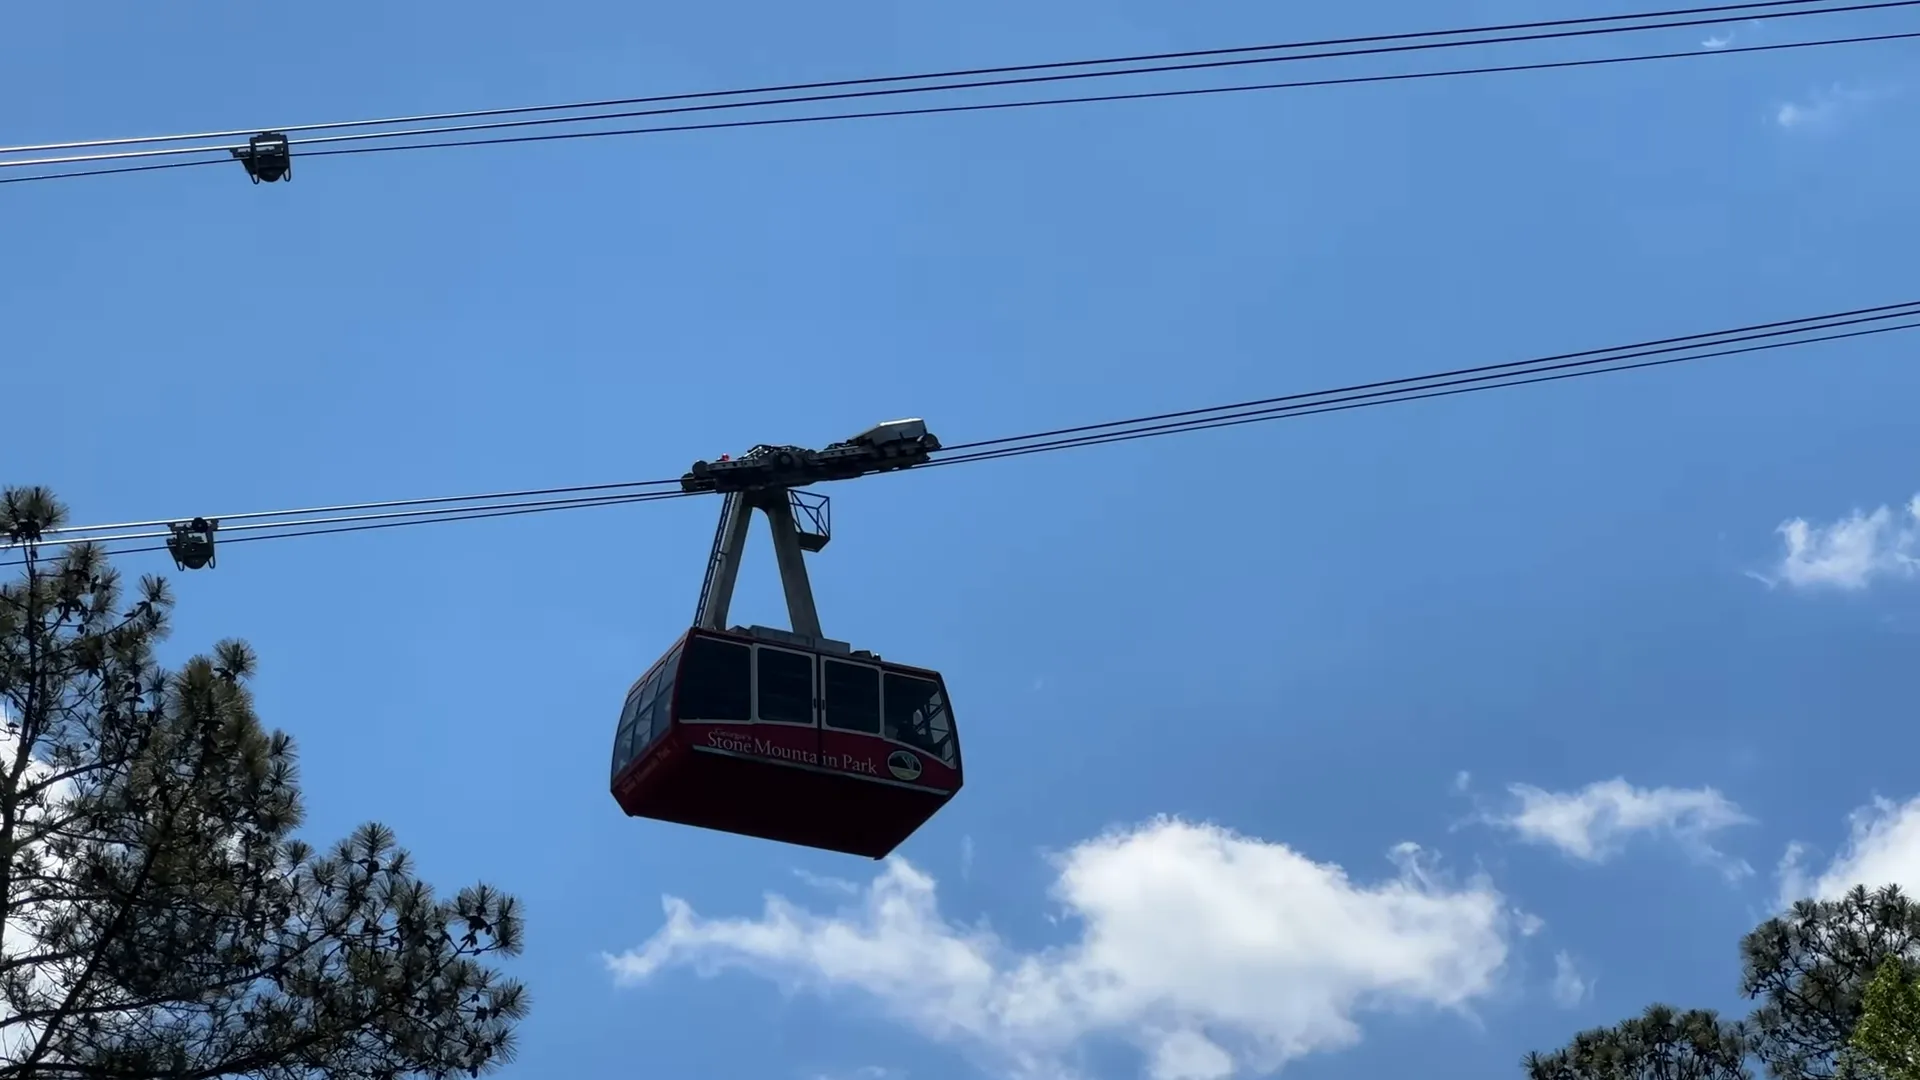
top-left (613, 708), bottom-right (640, 776)
top-left (616, 720), bottom-right (641, 771)
top-left (755, 648), bottom-right (815, 726)
top-left (624, 669), bottom-right (666, 767)
top-left (884, 673), bottom-right (957, 766)
top-left (822, 660), bottom-right (881, 734)
top-left (641, 666), bottom-right (676, 748)
top-left (678, 636), bottom-right (751, 722)
top-left (616, 645), bottom-right (687, 777)
top-left (612, 691), bottom-right (642, 777)
top-left (640, 643), bottom-right (683, 746)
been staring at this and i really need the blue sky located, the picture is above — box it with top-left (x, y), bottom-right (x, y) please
top-left (4, 1), bottom-right (1919, 1077)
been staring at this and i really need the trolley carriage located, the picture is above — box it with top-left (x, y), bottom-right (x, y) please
top-left (608, 421), bottom-right (962, 858)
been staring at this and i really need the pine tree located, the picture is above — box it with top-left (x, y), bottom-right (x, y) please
top-left (1523, 885), bottom-right (1920, 1080)
top-left (0, 485), bottom-right (528, 1079)
top-left (1522, 1005), bottom-right (1753, 1080)
top-left (1850, 957), bottom-right (1920, 1079)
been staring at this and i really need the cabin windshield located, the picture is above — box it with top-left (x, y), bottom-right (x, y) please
top-left (755, 647), bottom-right (815, 725)
top-left (883, 672), bottom-right (957, 768)
top-left (611, 644), bottom-right (681, 779)
top-left (679, 635), bottom-right (750, 722)
top-left (822, 658), bottom-right (881, 735)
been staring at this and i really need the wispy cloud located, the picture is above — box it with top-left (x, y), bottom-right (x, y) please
top-left (1482, 778), bottom-right (1754, 878)
top-left (805, 1068), bottom-right (903, 1080)
top-left (1550, 952), bottom-right (1592, 1008)
top-left (1775, 83), bottom-right (1897, 131)
top-left (607, 818), bottom-right (1514, 1080)
top-left (791, 868), bottom-right (862, 896)
top-left (1702, 18), bottom-right (1763, 50)
top-left (1757, 493), bottom-right (1920, 590)
top-left (1778, 794), bottom-right (1920, 908)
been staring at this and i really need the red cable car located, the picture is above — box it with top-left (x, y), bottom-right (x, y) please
top-left (610, 423), bottom-right (962, 859)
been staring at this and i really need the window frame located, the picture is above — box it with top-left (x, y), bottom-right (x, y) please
top-left (633, 669), bottom-right (660, 718)
top-left (614, 683), bottom-right (648, 773)
top-left (614, 644), bottom-right (692, 779)
top-left (881, 670), bottom-right (959, 768)
top-left (637, 646), bottom-right (682, 750)
top-left (676, 634), bottom-right (752, 725)
top-left (612, 690), bottom-right (643, 775)
top-left (821, 657), bottom-right (883, 735)
top-left (751, 644), bottom-right (818, 728)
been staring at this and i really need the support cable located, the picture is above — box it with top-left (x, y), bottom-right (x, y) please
top-left (6, 13), bottom-right (1917, 185)
top-left (8, 299), bottom-right (1915, 568)
top-left (0, 0), bottom-right (1875, 158)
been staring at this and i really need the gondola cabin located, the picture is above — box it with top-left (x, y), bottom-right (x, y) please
top-left (610, 624), bottom-right (963, 859)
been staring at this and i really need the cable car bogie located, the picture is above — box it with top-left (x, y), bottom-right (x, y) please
top-left (231, 132), bottom-right (292, 184)
top-left (681, 420), bottom-right (942, 495)
top-left (165, 517), bottom-right (219, 571)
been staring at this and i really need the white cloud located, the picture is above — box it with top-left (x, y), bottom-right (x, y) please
top-left (1549, 952), bottom-right (1590, 1009)
top-left (605, 817), bottom-right (1515, 1080)
top-left (1485, 778), bottom-right (1753, 875)
top-left (1702, 18), bottom-right (1763, 50)
top-left (0, 718), bottom-right (75, 1060)
top-left (1776, 102), bottom-right (1820, 128)
top-left (806, 1069), bottom-right (903, 1080)
top-left (1775, 83), bottom-right (1897, 131)
top-left (792, 868), bottom-right (863, 896)
top-left (1777, 795), bottom-right (1920, 908)
top-left (1762, 494), bottom-right (1920, 590)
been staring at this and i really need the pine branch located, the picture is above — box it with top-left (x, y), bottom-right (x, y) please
top-left (0, 487), bottom-right (528, 1080)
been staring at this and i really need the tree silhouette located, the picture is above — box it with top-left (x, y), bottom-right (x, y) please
top-left (1523, 1004), bottom-right (1753, 1080)
top-left (0, 485), bottom-right (527, 1079)
top-left (1525, 885), bottom-right (1920, 1080)
top-left (1850, 956), bottom-right (1920, 1079)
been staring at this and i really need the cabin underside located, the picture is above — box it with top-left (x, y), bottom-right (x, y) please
top-left (616, 739), bottom-right (954, 859)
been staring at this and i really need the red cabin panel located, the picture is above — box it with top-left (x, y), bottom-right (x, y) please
top-left (611, 627), bottom-right (963, 859)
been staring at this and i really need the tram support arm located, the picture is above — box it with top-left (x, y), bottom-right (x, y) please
top-left (757, 490), bottom-right (823, 640)
top-left (690, 487), bottom-right (824, 642)
top-left (694, 492), bottom-right (752, 631)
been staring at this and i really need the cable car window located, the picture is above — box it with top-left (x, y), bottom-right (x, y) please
top-left (613, 690), bottom-right (644, 775)
top-left (884, 673), bottom-right (956, 766)
top-left (615, 694), bottom-right (644, 773)
top-left (641, 643), bottom-right (683, 744)
top-left (678, 636), bottom-right (751, 723)
top-left (617, 722), bottom-right (641, 770)
top-left (822, 660), bottom-right (881, 734)
top-left (640, 664), bottom-right (678, 748)
top-left (755, 647), bottom-right (815, 726)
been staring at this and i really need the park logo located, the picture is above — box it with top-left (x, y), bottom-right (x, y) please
top-left (887, 749), bottom-right (923, 782)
